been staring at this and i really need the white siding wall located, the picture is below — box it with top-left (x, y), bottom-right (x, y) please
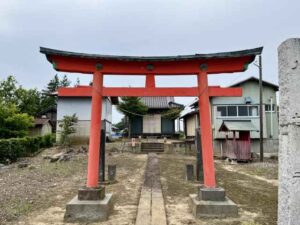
top-left (143, 114), bottom-right (161, 133)
top-left (57, 97), bottom-right (111, 121)
top-left (56, 97), bottom-right (113, 143)
top-left (186, 115), bottom-right (196, 137)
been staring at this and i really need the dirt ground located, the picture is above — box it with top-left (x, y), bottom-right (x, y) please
top-left (159, 154), bottom-right (278, 225)
top-left (0, 146), bottom-right (278, 225)
top-left (0, 146), bottom-right (147, 225)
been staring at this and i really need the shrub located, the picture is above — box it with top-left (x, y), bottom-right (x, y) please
top-left (58, 114), bottom-right (78, 146)
top-left (0, 134), bottom-right (55, 163)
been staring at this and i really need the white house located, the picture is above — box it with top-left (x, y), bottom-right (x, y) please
top-left (29, 117), bottom-right (53, 136)
top-left (181, 77), bottom-right (279, 155)
top-left (56, 86), bottom-right (118, 144)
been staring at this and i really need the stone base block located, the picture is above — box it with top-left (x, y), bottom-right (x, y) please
top-left (78, 186), bottom-right (105, 200)
top-left (189, 194), bottom-right (238, 218)
top-left (198, 187), bottom-right (225, 201)
top-left (64, 193), bottom-right (114, 223)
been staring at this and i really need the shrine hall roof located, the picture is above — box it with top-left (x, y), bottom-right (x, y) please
top-left (40, 47), bottom-right (263, 62)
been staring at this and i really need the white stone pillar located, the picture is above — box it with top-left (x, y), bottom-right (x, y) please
top-left (278, 38), bottom-right (300, 225)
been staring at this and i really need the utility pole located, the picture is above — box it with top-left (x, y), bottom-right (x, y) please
top-left (258, 55), bottom-right (264, 162)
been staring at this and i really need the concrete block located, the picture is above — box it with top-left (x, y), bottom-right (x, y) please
top-left (198, 187), bottom-right (225, 201)
top-left (64, 193), bottom-right (113, 223)
top-left (78, 186), bottom-right (105, 200)
top-left (189, 194), bottom-right (238, 218)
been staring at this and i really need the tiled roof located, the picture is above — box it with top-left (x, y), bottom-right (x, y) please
top-left (141, 97), bottom-right (180, 109)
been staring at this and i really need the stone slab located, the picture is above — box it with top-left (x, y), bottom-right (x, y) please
top-left (136, 154), bottom-right (167, 225)
top-left (151, 190), bottom-right (167, 225)
top-left (135, 188), bottom-right (151, 225)
top-left (64, 193), bottom-right (113, 223)
top-left (198, 187), bottom-right (225, 201)
top-left (189, 194), bottom-right (238, 218)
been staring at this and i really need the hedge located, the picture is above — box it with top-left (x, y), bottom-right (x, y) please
top-left (0, 134), bottom-right (55, 163)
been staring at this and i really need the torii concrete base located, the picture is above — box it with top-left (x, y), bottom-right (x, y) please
top-left (189, 187), bottom-right (238, 218)
top-left (64, 186), bottom-right (113, 223)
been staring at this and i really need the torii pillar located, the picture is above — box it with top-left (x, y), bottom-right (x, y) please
top-left (197, 71), bottom-right (216, 187)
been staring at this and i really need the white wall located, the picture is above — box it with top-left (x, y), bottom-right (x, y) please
top-left (56, 97), bottom-right (113, 142)
top-left (57, 97), bottom-right (111, 121)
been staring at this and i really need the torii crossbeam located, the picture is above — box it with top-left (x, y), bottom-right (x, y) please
top-left (41, 47), bottom-right (263, 189)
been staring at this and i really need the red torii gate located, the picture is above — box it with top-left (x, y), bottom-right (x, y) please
top-left (40, 47), bottom-right (262, 189)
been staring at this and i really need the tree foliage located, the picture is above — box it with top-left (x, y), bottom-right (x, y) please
top-left (117, 97), bottom-right (148, 137)
top-left (0, 76), bottom-right (42, 116)
top-left (15, 88), bottom-right (42, 116)
top-left (113, 117), bottom-right (126, 131)
top-left (161, 108), bottom-right (183, 119)
top-left (117, 97), bottom-right (148, 118)
top-left (58, 114), bottom-right (78, 146)
top-left (0, 75), bottom-right (18, 104)
top-left (0, 101), bottom-right (34, 139)
top-left (41, 74), bottom-right (71, 109)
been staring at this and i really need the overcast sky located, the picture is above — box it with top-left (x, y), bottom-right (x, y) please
top-left (0, 0), bottom-right (299, 122)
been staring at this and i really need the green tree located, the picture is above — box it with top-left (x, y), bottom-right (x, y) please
top-left (41, 74), bottom-right (71, 109)
top-left (60, 75), bottom-right (71, 87)
top-left (113, 117), bottom-right (126, 130)
top-left (58, 114), bottom-right (78, 146)
top-left (161, 108), bottom-right (183, 120)
top-left (0, 75), bottom-right (18, 104)
top-left (117, 97), bottom-right (148, 137)
top-left (15, 88), bottom-right (42, 116)
top-left (0, 76), bottom-right (42, 116)
top-left (0, 101), bottom-right (34, 138)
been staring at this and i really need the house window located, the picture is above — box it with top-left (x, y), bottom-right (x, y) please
top-left (249, 106), bottom-right (259, 116)
top-left (238, 106), bottom-right (248, 116)
top-left (265, 104), bottom-right (275, 112)
top-left (216, 105), bottom-right (259, 118)
top-left (217, 106), bottom-right (227, 117)
top-left (228, 106), bottom-right (237, 116)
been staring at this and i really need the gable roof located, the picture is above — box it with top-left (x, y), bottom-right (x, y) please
top-left (229, 76), bottom-right (279, 91)
top-left (140, 97), bottom-right (183, 109)
top-left (219, 120), bottom-right (259, 132)
top-left (34, 118), bottom-right (51, 126)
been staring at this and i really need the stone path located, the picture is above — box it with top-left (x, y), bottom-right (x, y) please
top-left (135, 153), bottom-right (167, 225)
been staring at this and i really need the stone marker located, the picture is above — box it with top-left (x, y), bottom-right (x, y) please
top-left (186, 164), bottom-right (194, 181)
top-left (108, 164), bottom-right (117, 181)
top-left (278, 38), bottom-right (300, 225)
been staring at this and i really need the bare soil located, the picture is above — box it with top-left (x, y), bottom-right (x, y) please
top-left (0, 147), bottom-right (277, 225)
top-left (0, 146), bottom-right (147, 225)
top-left (159, 154), bottom-right (278, 225)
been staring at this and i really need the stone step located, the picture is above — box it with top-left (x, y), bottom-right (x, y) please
top-left (141, 143), bottom-right (165, 153)
top-left (141, 149), bottom-right (164, 153)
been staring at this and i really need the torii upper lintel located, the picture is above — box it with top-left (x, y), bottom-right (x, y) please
top-left (40, 47), bottom-right (262, 75)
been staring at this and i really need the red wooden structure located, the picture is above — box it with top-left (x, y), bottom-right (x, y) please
top-left (40, 47), bottom-right (262, 188)
top-left (219, 121), bottom-right (259, 161)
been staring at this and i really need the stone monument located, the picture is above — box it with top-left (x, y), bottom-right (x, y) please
top-left (278, 38), bottom-right (300, 225)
